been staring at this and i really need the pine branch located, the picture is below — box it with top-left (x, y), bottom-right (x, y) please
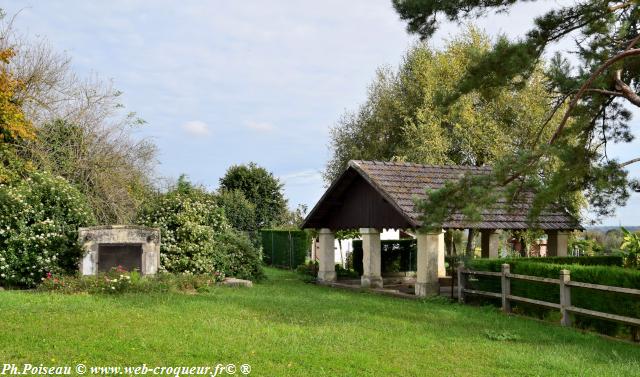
top-left (549, 47), bottom-right (640, 145)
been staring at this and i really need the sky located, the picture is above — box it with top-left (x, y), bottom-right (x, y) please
top-left (4, 0), bottom-right (640, 226)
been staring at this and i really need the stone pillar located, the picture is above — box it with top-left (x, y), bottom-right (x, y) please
top-left (437, 231), bottom-right (446, 278)
top-left (547, 230), bottom-right (570, 257)
top-left (481, 230), bottom-right (501, 258)
top-left (416, 229), bottom-right (443, 297)
top-left (141, 231), bottom-right (160, 275)
top-left (79, 243), bottom-right (98, 275)
top-left (311, 238), bottom-right (318, 261)
top-left (360, 228), bottom-right (382, 288)
top-left (317, 228), bottom-right (336, 282)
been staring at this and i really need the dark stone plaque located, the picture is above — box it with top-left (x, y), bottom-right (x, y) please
top-left (98, 244), bottom-right (142, 272)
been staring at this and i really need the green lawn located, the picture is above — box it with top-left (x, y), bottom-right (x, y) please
top-left (1, 268), bottom-right (639, 377)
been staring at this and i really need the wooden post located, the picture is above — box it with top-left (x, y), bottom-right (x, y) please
top-left (559, 269), bottom-right (572, 327)
top-left (457, 261), bottom-right (465, 303)
top-left (501, 264), bottom-right (511, 314)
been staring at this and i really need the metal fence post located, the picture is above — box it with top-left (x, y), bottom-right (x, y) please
top-left (457, 261), bottom-right (465, 303)
top-left (559, 269), bottom-right (572, 327)
top-left (501, 264), bottom-right (511, 313)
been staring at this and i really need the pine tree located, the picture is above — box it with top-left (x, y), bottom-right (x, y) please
top-left (392, 0), bottom-right (640, 224)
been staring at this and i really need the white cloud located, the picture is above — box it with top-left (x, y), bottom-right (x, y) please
top-left (246, 121), bottom-right (274, 132)
top-left (181, 120), bottom-right (210, 136)
top-left (280, 169), bottom-right (323, 186)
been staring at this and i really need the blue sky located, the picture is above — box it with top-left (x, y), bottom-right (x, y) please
top-left (5, 0), bottom-right (640, 226)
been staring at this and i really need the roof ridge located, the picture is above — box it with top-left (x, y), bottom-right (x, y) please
top-left (348, 159), bottom-right (492, 170)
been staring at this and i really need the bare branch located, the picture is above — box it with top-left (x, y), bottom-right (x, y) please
top-left (585, 88), bottom-right (625, 97)
top-left (609, 1), bottom-right (634, 13)
top-left (613, 69), bottom-right (640, 106)
top-left (625, 33), bottom-right (640, 50)
top-left (620, 157), bottom-right (640, 168)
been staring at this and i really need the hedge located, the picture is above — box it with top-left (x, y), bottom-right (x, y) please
top-left (466, 258), bottom-right (640, 337)
top-left (261, 229), bottom-right (310, 269)
top-left (510, 255), bottom-right (623, 267)
top-left (352, 239), bottom-right (417, 275)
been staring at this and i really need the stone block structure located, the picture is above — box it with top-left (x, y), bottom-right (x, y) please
top-left (78, 225), bottom-right (161, 275)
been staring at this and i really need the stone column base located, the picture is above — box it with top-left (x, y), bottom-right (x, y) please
top-left (361, 275), bottom-right (383, 288)
top-left (318, 271), bottom-right (336, 282)
top-left (415, 282), bottom-right (439, 297)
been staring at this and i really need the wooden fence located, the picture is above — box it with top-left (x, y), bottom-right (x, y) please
top-left (457, 263), bottom-right (640, 327)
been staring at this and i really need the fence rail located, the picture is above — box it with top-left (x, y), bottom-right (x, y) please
top-left (457, 263), bottom-right (640, 328)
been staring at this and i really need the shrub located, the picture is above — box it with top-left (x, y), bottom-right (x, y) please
top-left (39, 267), bottom-right (226, 294)
top-left (336, 264), bottom-right (359, 278)
top-left (296, 261), bottom-right (319, 283)
top-left (519, 255), bottom-right (623, 266)
top-left (137, 179), bottom-right (230, 274)
top-left (137, 177), bottom-right (264, 280)
top-left (569, 237), bottom-right (604, 255)
top-left (620, 227), bottom-right (640, 268)
top-left (296, 260), bottom-right (318, 276)
top-left (466, 258), bottom-right (640, 338)
top-left (214, 231), bottom-right (264, 281)
top-left (0, 171), bottom-right (95, 287)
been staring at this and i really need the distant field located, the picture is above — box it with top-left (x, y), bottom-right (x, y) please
top-left (1, 268), bottom-right (639, 377)
top-left (588, 226), bottom-right (640, 232)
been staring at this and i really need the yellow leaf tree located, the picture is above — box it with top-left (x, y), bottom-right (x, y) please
top-left (0, 47), bottom-right (35, 183)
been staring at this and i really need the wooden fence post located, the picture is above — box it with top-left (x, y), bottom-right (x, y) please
top-left (457, 261), bottom-right (465, 304)
top-left (559, 269), bottom-right (572, 327)
top-left (501, 264), bottom-right (511, 313)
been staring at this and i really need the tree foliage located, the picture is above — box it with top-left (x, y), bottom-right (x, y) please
top-left (215, 189), bottom-right (257, 232)
top-left (0, 12), bottom-right (156, 224)
top-left (0, 47), bottom-right (33, 144)
top-left (279, 204), bottom-right (309, 229)
top-left (27, 119), bottom-right (156, 224)
top-left (326, 27), bottom-right (564, 183)
top-left (392, 0), bottom-right (640, 225)
top-left (219, 162), bottom-right (288, 230)
top-left (0, 44), bottom-right (35, 184)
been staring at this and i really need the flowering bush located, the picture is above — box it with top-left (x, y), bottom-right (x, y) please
top-left (137, 177), bottom-right (263, 280)
top-left (101, 266), bottom-right (133, 293)
top-left (0, 171), bottom-right (95, 287)
top-left (39, 267), bottom-right (226, 294)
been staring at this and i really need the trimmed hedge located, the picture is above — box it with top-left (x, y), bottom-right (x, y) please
top-left (466, 258), bottom-right (640, 337)
top-left (511, 255), bottom-right (623, 267)
top-left (352, 239), bottom-right (417, 275)
top-left (261, 229), bottom-right (310, 269)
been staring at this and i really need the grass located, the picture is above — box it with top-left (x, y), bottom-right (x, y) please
top-left (1, 268), bottom-right (639, 377)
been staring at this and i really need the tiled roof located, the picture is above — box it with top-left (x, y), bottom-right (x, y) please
top-left (349, 160), bottom-right (581, 230)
